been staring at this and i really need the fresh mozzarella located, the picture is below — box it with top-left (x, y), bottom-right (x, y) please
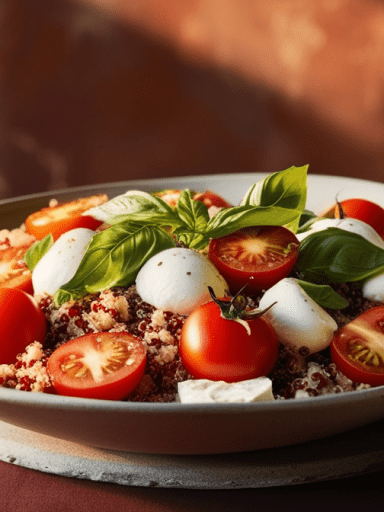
top-left (297, 218), bottom-right (384, 249)
top-left (258, 278), bottom-right (337, 354)
top-left (135, 247), bottom-right (228, 316)
top-left (177, 377), bottom-right (274, 404)
top-left (362, 273), bottom-right (384, 303)
top-left (32, 228), bottom-right (94, 297)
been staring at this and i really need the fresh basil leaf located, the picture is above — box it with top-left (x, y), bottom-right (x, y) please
top-left (54, 223), bottom-right (176, 306)
top-left (170, 190), bottom-right (210, 249)
top-left (173, 229), bottom-right (209, 250)
top-left (24, 234), bottom-right (54, 271)
top-left (297, 227), bottom-right (384, 283)
top-left (298, 209), bottom-right (317, 229)
top-left (205, 204), bottom-right (302, 240)
top-left (176, 190), bottom-right (210, 232)
top-left (84, 190), bottom-right (181, 227)
top-left (240, 165), bottom-right (308, 232)
top-left (297, 280), bottom-right (349, 309)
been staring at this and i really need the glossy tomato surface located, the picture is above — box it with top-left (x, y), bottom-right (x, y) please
top-left (179, 300), bottom-right (279, 382)
top-left (208, 226), bottom-right (300, 295)
top-left (25, 194), bottom-right (108, 240)
top-left (0, 244), bottom-right (34, 294)
top-left (0, 288), bottom-right (46, 364)
top-left (192, 190), bottom-right (232, 208)
top-left (322, 198), bottom-right (384, 239)
top-left (330, 306), bottom-right (384, 386)
top-left (47, 332), bottom-right (146, 400)
top-left (153, 189), bottom-right (231, 208)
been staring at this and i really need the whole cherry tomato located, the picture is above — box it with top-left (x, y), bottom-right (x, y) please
top-left (321, 198), bottom-right (384, 239)
top-left (25, 194), bottom-right (108, 241)
top-left (0, 288), bottom-right (46, 364)
top-left (47, 332), bottom-right (146, 400)
top-left (208, 226), bottom-right (300, 295)
top-left (330, 306), bottom-right (384, 386)
top-left (179, 299), bottom-right (278, 383)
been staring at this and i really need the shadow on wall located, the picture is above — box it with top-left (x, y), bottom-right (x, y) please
top-left (0, 0), bottom-right (384, 199)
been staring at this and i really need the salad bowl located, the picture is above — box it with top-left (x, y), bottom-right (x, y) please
top-left (1, 172), bottom-right (384, 455)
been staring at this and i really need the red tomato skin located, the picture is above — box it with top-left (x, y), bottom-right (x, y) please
top-left (0, 288), bottom-right (46, 364)
top-left (0, 245), bottom-right (34, 294)
top-left (330, 306), bottom-right (384, 387)
top-left (208, 226), bottom-right (300, 295)
top-left (322, 198), bottom-right (384, 239)
top-left (154, 189), bottom-right (231, 209)
top-left (192, 190), bottom-right (232, 209)
top-left (179, 301), bottom-right (279, 383)
top-left (47, 332), bottom-right (147, 401)
top-left (25, 195), bottom-right (108, 241)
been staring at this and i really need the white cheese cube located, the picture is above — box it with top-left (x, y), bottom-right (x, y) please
top-left (177, 377), bottom-right (274, 404)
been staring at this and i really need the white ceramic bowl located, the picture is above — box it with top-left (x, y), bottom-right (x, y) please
top-left (1, 173), bottom-right (384, 455)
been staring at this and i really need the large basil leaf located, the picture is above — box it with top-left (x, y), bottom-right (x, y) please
top-left (204, 204), bottom-right (302, 240)
top-left (297, 227), bottom-right (384, 283)
top-left (24, 234), bottom-right (54, 271)
top-left (297, 280), bottom-right (349, 309)
top-left (83, 190), bottom-right (181, 227)
top-left (240, 165), bottom-right (308, 232)
top-left (54, 223), bottom-right (176, 306)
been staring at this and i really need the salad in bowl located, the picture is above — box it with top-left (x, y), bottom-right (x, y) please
top-left (1, 165), bottom-right (384, 407)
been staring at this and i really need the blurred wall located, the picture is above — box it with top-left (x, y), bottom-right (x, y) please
top-left (1, 0), bottom-right (384, 198)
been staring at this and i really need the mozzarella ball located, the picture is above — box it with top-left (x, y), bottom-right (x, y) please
top-left (136, 247), bottom-right (228, 316)
top-left (362, 273), bottom-right (384, 303)
top-left (32, 228), bottom-right (94, 297)
top-left (297, 218), bottom-right (384, 249)
top-left (258, 278), bottom-right (337, 355)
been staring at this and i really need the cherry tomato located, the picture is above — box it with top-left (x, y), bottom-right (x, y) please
top-left (192, 190), bottom-right (232, 209)
top-left (25, 194), bottom-right (108, 241)
top-left (179, 300), bottom-right (279, 382)
top-left (47, 332), bottom-right (146, 400)
top-left (321, 198), bottom-right (384, 239)
top-left (152, 189), bottom-right (182, 207)
top-left (0, 288), bottom-right (46, 364)
top-left (153, 189), bottom-right (231, 208)
top-left (208, 226), bottom-right (300, 295)
top-left (0, 244), bottom-right (34, 294)
top-left (330, 306), bottom-right (384, 387)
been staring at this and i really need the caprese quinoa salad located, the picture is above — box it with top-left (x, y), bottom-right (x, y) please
top-left (1, 165), bottom-right (384, 404)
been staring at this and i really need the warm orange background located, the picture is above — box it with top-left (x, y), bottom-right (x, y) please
top-left (1, 0), bottom-right (384, 198)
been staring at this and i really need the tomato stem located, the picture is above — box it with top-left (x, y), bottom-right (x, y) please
top-left (207, 286), bottom-right (276, 323)
top-left (335, 194), bottom-right (345, 219)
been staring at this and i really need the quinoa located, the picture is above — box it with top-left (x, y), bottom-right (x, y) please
top-left (0, 280), bottom-right (380, 401)
top-left (38, 286), bottom-right (190, 402)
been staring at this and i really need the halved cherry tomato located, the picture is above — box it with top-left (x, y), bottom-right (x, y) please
top-left (208, 226), bottom-right (300, 295)
top-left (0, 244), bottom-right (34, 294)
top-left (330, 306), bottom-right (384, 387)
top-left (321, 198), bottom-right (384, 239)
top-left (153, 189), bottom-right (231, 208)
top-left (0, 288), bottom-right (46, 364)
top-left (179, 299), bottom-right (278, 382)
top-left (25, 194), bottom-right (108, 241)
top-left (47, 332), bottom-right (146, 400)
top-left (152, 189), bottom-right (182, 207)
